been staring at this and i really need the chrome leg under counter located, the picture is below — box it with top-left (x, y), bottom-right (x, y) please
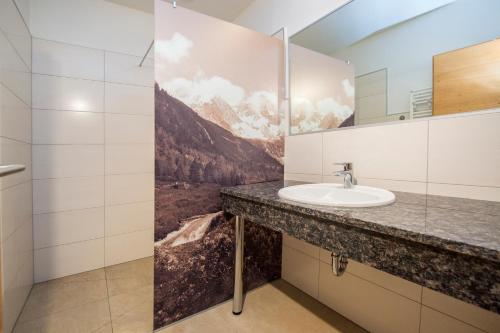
top-left (233, 215), bottom-right (244, 315)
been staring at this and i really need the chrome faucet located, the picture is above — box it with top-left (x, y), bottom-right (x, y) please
top-left (334, 162), bottom-right (355, 189)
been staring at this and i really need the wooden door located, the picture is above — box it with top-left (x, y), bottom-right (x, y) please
top-left (433, 39), bottom-right (500, 115)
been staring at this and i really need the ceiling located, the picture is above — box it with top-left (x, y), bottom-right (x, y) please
top-left (291, 0), bottom-right (456, 55)
top-left (104, 0), bottom-right (254, 21)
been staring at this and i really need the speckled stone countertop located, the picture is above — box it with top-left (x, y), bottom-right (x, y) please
top-left (220, 181), bottom-right (500, 313)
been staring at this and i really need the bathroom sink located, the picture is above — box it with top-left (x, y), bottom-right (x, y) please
top-left (278, 183), bottom-right (395, 208)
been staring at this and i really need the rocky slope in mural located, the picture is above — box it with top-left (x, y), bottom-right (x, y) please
top-left (154, 84), bottom-right (283, 327)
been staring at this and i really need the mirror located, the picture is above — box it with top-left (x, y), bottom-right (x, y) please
top-left (289, 0), bottom-right (500, 134)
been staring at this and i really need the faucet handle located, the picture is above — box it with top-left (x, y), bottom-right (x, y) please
top-left (334, 162), bottom-right (353, 171)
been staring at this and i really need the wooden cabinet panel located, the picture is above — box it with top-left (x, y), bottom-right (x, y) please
top-left (433, 39), bottom-right (500, 115)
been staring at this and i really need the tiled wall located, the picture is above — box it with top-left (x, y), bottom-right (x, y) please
top-left (0, 0), bottom-right (33, 332)
top-left (282, 235), bottom-right (500, 333)
top-left (283, 109), bottom-right (500, 332)
top-left (285, 110), bottom-right (500, 200)
top-left (31, 37), bottom-right (154, 282)
top-left (28, 0), bottom-right (154, 282)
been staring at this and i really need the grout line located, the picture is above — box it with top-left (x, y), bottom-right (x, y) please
top-left (103, 49), bottom-right (108, 276)
top-left (33, 107), bottom-right (154, 117)
top-left (104, 269), bottom-right (114, 332)
top-left (33, 171), bottom-right (154, 181)
top-left (0, 81), bottom-right (31, 110)
top-left (34, 236), bottom-right (106, 251)
top-left (32, 71), bottom-right (154, 88)
top-left (32, 36), bottom-right (155, 61)
top-left (420, 304), bottom-right (489, 333)
top-left (0, 25), bottom-right (31, 71)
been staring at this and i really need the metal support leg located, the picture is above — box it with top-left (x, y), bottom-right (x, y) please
top-left (232, 216), bottom-right (244, 315)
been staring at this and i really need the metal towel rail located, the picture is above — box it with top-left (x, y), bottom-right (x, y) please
top-left (0, 164), bottom-right (25, 177)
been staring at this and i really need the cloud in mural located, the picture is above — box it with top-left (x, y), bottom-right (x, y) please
top-left (316, 97), bottom-right (353, 120)
top-left (291, 96), bottom-right (353, 133)
top-left (155, 32), bottom-right (193, 63)
top-left (342, 79), bottom-right (355, 98)
top-left (162, 75), bottom-right (245, 108)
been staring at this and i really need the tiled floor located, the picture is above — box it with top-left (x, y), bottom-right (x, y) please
top-left (13, 257), bottom-right (153, 333)
top-left (13, 257), bottom-right (365, 333)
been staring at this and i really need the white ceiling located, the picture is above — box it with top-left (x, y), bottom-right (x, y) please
top-left (104, 0), bottom-right (254, 21)
top-left (291, 0), bottom-right (456, 55)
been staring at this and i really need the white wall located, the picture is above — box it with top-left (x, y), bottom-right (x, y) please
top-left (234, 0), bottom-right (350, 35)
top-left (333, 0), bottom-right (500, 115)
top-left (29, 0), bottom-right (154, 282)
top-left (0, 0), bottom-right (33, 332)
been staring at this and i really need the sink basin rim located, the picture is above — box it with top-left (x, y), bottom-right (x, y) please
top-left (278, 183), bottom-right (395, 208)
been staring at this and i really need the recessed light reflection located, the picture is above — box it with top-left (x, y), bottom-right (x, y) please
top-left (72, 99), bottom-right (89, 111)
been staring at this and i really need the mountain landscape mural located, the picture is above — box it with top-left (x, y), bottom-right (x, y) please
top-left (154, 2), bottom-right (284, 329)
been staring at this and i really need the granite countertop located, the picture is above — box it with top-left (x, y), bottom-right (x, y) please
top-left (220, 181), bottom-right (500, 263)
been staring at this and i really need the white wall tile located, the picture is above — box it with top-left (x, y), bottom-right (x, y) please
top-left (357, 178), bottom-right (427, 194)
top-left (33, 145), bottom-right (104, 179)
top-left (0, 0), bottom-right (31, 68)
top-left (427, 183), bottom-right (500, 202)
top-left (322, 121), bottom-right (428, 182)
top-left (105, 173), bottom-right (153, 206)
top-left (319, 249), bottom-right (422, 302)
top-left (0, 29), bottom-right (31, 105)
top-left (0, 70), bottom-right (31, 107)
top-left (420, 306), bottom-right (483, 333)
top-left (428, 112), bottom-right (500, 187)
top-left (105, 229), bottom-right (153, 266)
top-left (105, 143), bottom-right (153, 175)
top-left (34, 207), bottom-right (105, 249)
top-left (0, 138), bottom-right (31, 190)
top-left (282, 245), bottom-right (319, 298)
top-left (422, 287), bottom-right (500, 333)
top-left (33, 74), bottom-right (104, 112)
top-left (284, 173), bottom-right (322, 183)
top-left (283, 234), bottom-right (320, 258)
top-left (105, 201), bottom-right (153, 237)
top-left (284, 133), bottom-right (323, 175)
top-left (33, 176), bottom-right (104, 214)
top-left (3, 255), bottom-right (33, 333)
top-left (105, 82), bottom-right (153, 115)
top-left (105, 52), bottom-right (153, 87)
top-left (34, 238), bottom-right (104, 283)
top-left (1, 84), bottom-right (31, 143)
top-left (1, 181), bottom-right (32, 242)
top-left (32, 109), bottom-right (104, 144)
top-left (105, 114), bottom-right (153, 144)
top-left (318, 262), bottom-right (421, 333)
top-left (30, 0), bottom-right (153, 57)
top-left (32, 38), bottom-right (104, 80)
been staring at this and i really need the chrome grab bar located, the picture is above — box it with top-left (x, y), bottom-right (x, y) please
top-left (0, 164), bottom-right (25, 177)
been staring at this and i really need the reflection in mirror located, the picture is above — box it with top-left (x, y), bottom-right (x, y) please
top-left (289, 0), bottom-right (500, 134)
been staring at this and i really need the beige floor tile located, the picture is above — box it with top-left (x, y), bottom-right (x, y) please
top-left (105, 257), bottom-right (153, 297)
top-left (14, 257), bottom-right (363, 333)
top-left (104, 257), bottom-right (153, 280)
top-left (160, 280), bottom-right (366, 333)
top-left (108, 284), bottom-right (153, 332)
top-left (17, 268), bottom-right (108, 323)
top-left (106, 258), bottom-right (154, 332)
top-left (13, 298), bottom-right (112, 333)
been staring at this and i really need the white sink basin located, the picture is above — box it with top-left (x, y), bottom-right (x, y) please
top-left (278, 183), bottom-right (395, 208)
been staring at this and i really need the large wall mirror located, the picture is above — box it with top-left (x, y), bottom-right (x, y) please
top-left (288, 0), bottom-right (500, 135)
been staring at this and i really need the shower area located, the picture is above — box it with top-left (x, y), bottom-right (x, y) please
top-left (1, 0), bottom-right (302, 332)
